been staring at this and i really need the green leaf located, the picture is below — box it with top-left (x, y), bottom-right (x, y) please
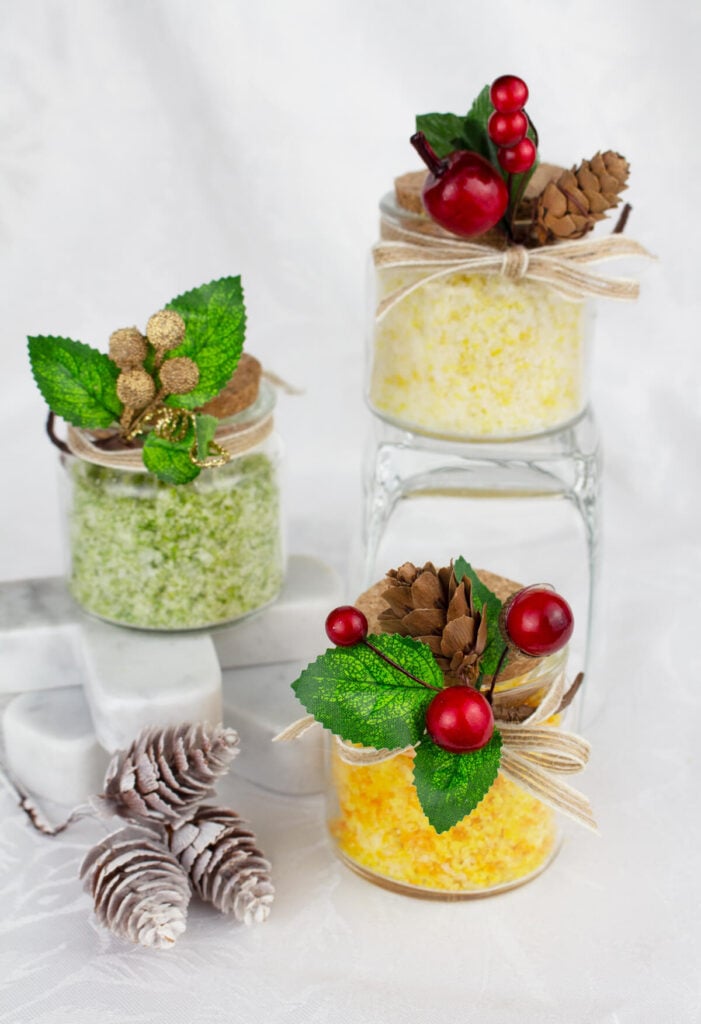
top-left (413, 730), bottom-right (502, 834)
top-left (292, 633), bottom-right (443, 750)
top-left (28, 336), bottom-right (122, 428)
top-left (142, 420), bottom-right (200, 485)
top-left (462, 84), bottom-right (495, 162)
top-left (164, 276), bottom-right (246, 409)
top-left (415, 112), bottom-right (468, 158)
top-left (453, 557), bottom-right (506, 679)
top-left (193, 412), bottom-right (219, 463)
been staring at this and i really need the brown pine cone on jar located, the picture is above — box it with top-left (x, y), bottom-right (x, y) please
top-left (378, 562), bottom-right (488, 684)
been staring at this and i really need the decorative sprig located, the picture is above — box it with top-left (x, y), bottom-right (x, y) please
top-left (415, 84), bottom-right (539, 236)
top-left (292, 567), bottom-right (516, 834)
top-left (27, 276), bottom-right (246, 484)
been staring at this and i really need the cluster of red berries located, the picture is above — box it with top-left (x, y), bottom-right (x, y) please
top-left (324, 585), bottom-right (573, 757)
top-left (488, 75), bottom-right (536, 175)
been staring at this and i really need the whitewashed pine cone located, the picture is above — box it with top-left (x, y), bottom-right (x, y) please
top-left (99, 723), bottom-right (240, 824)
top-left (80, 825), bottom-right (190, 949)
top-left (169, 806), bottom-right (274, 925)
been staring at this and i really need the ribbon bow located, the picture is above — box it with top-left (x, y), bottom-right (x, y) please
top-left (373, 221), bottom-right (654, 321)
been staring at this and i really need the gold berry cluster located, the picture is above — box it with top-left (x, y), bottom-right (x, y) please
top-left (109, 310), bottom-right (200, 437)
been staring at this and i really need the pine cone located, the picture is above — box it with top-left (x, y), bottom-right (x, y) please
top-left (99, 723), bottom-right (240, 825)
top-left (168, 806), bottom-right (274, 925)
top-left (532, 151), bottom-right (629, 244)
top-left (378, 562), bottom-right (488, 684)
top-left (80, 825), bottom-right (190, 949)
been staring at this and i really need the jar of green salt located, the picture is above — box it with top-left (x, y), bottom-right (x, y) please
top-left (61, 380), bottom-right (284, 631)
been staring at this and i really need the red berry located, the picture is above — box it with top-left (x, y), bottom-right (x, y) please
top-left (425, 686), bottom-right (494, 753)
top-left (488, 110), bottom-right (528, 148)
top-left (325, 605), bottom-right (368, 647)
top-left (411, 132), bottom-right (508, 238)
top-left (504, 587), bottom-right (574, 657)
top-left (490, 75), bottom-right (529, 114)
top-left (497, 137), bottom-right (536, 174)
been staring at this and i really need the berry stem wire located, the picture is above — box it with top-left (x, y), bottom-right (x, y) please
top-left (485, 644), bottom-right (510, 705)
top-left (45, 412), bottom-right (71, 455)
top-left (362, 640), bottom-right (441, 691)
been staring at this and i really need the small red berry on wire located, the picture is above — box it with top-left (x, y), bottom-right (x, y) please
top-left (426, 686), bottom-right (495, 753)
top-left (488, 110), bottom-right (528, 148)
top-left (325, 606), bottom-right (368, 647)
top-left (504, 587), bottom-right (574, 657)
top-left (497, 137), bottom-right (537, 174)
top-left (490, 75), bottom-right (529, 113)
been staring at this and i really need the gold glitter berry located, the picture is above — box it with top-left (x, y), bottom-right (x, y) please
top-left (146, 310), bottom-right (186, 351)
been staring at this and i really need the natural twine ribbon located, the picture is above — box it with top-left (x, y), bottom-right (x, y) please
top-left (373, 220), bottom-right (654, 321)
top-left (274, 669), bottom-right (597, 833)
top-left (65, 413), bottom-right (274, 472)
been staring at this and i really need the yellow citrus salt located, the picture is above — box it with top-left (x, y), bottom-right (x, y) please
top-left (369, 269), bottom-right (589, 439)
top-left (330, 746), bottom-right (557, 894)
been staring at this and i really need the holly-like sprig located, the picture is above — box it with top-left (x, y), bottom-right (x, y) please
top-left (414, 78), bottom-right (538, 240)
top-left (413, 76), bottom-right (630, 245)
top-left (28, 276), bottom-right (246, 485)
top-left (292, 558), bottom-right (575, 834)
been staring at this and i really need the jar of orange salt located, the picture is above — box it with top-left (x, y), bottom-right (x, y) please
top-left (288, 559), bottom-right (594, 900)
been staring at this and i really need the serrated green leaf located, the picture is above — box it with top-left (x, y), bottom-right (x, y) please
top-left (453, 556), bottom-right (506, 679)
top-left (413, 730), bottom-right (502, 834)
top-left (292, 633), bottom-right (442, 750)
top-left (164, 276), bottom-right (245, 409)
top-left (142, 421), bottom-right (200, 485)
top-left (462, 84), bottom-right (495, 162)
top-left (193, 412), bottom-right (219, 463)
top-left (415, 112), bottom-right (468, 159)
top-left (28, 336), bottom-right (122, 428)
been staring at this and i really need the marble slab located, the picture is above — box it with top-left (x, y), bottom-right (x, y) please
top-left (0, 557), bottom-right (343, 695)
top-left (2, 687), bottom-right (109, 805)
top-left (0, 578), bottom-right (86, 694)
top-left (79, 620), bottom-right (222, 751)
top-left (213, 555), bottom-right (343, 669)
top-left (222, 661), bottom-right (324, 796)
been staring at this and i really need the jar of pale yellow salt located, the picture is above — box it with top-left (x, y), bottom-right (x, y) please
top-left (367, 180), bottom-right (593, 441)
top-left (326, 577), bottom-right (572, 899)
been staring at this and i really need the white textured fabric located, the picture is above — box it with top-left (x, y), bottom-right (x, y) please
top-left (1, 0), bottom-right (700, 1021)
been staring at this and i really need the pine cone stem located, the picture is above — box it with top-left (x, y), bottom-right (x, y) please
top-left (613, 202), bottom-right (632, 235)
top-left (0, 754), bottom-right (92, 836)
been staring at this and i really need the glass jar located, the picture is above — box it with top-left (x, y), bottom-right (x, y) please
top-left (60, 382), bottom-right (285, 631)
top-left (327, 648), bottom-right (570, 898)
top-left (367, 193), bottom-right (593, 441)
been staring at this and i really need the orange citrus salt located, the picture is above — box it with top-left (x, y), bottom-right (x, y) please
top-left (330, 746), bottom-right (557, 893)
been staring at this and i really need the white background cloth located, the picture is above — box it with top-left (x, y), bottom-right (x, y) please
top-left (1, 1), bottom-right (700, 1022)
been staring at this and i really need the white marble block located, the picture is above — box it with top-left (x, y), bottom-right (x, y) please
top-left (0, 578), bottom-right (85, 694)
top-left (79, 620), bottom-right (222, 751)
top-left (213, 555), bottom-right (343, 669)
top-left (2, 687), bottom-right (109, 806)
top-left (223, 662), bottom-right (324, 795)
top-left (0, 557), bottom-right (342, 697)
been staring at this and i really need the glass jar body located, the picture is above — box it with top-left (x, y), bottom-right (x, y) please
top-left (367, 194), bottom-right (594, 442)
top-left (60, 431), bottom-right (285, 631)
top-left (326, 651), bottom-right (569, 898)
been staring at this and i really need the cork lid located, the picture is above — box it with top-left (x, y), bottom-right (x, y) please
top-left (200, 354), bottom-right (262, 419)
